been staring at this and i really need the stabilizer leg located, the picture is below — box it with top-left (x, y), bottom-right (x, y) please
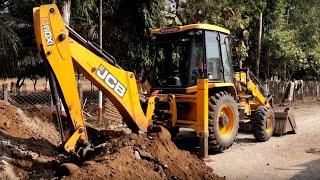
top-left (197, 79), bottom-right (209, 159)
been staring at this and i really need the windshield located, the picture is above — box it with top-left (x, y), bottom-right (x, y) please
top-left (152, 32), bottom-right (204, 87)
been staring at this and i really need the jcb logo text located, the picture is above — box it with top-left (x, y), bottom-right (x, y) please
top-left (96, 65), bottom-right (127, 98)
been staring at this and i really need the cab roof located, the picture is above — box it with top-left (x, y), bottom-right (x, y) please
top-left (150, 24), bottom-right (230, 35)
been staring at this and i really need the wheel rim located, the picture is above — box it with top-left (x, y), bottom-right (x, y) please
top-left (218, 104), bottom-right (235, 138)
top-left (265, 114), bottom-right (273, 133)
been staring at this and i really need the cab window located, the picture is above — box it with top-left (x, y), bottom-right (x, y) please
top-left (220, 34), bottom-right (234, 82)
top-left (205, 31), bottom-right (222, 81)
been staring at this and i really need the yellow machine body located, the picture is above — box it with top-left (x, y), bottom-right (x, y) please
top-left (33, 4), bottom-right (229, 156)
top-left (151, 24), bottom-right (231, 35)
top-left (150, 24), bottom-right (271, 127)
top-left (234, 71), bottom-right (272, 115)
top-left (33, 4), bottom-right (156, 153)
top-left (32, 4), bottom-right (288, 158)
top-left (154, 82), bottom-right (237, 133)
top-left (149, 22), bottom-right (284, 155)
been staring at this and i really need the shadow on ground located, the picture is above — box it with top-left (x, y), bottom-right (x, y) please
top-left (290, 158), bottom-right (320, 180)
top-left (173, 130), bottom-right (258, 155)
top-left (235, 137), bottom-right (256, 144)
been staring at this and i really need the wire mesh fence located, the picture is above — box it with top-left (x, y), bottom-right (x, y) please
top-left (9, 91), bottom-right (52, 106)
top-left (82, 90), bottom-right (124, 129)
top-left (0, 78), bottom-right (124, 129)
top-left (1, 78), bottom-right (320, 126)
top-left (267, 80), bottom-right (320, 103)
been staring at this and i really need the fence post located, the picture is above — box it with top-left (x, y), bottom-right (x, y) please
top-left (297, 83), bottom-right (302, 100)
top-left (313, 81), bottom-right (317, 100)
top-left (263, 81), bottom-right (268, 96)
top-left (78, 81), bottom-right (83, 106)
top-left (10, 82), bottom-right (16, 94)
top-left (317, 84), bottom-right (319, 100)
top-left (281, 82), bottom-right (285, 100)
top-left (314, 82), bottom-right (316, 99)
top-left (305, 83), bottom-right (308, 101)
top-left (2, 83), bottom-right (8, 101)
top-left (50, 95), bottom-right (54, 110)
top-left (45, 79), bottom-right (50, 91)
top-left (288, 82), bottom-right (294, 102)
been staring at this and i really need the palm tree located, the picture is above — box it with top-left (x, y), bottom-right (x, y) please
top-left (0, 14), bottom-right (22, 78)
top-left (0, 1), bottom-right (50, 86)
top-left (0, 0), bottom-right (41, 79)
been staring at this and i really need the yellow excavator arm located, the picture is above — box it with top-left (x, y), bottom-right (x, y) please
top-left (235, 70), bottom-right (273, 116)
top-left (33, 4), bottom-right (155, 153)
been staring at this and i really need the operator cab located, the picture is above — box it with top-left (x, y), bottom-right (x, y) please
top-left (150, 24), bottom-right (234, 93)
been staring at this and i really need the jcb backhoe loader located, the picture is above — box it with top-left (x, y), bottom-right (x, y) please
top-left (33, 4), bottom-right (296, 158)
top-left (149, 24), bottom-right (296, 154)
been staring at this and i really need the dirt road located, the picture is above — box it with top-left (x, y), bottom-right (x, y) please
top-left (206, 102), bottom-right (320, 180)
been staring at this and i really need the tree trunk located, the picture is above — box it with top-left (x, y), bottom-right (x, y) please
top-left (16, 77), bottom-right (25, 92)
top-left (31, 76), bottom-right (38, 91)
top-left (256, 12), bottom-right (263, 79)
top-left (58, 0), bottom-right (71, 26)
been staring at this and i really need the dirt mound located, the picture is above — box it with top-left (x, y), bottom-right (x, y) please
top-left (0, 100), bottom-right (60, 178)
top-left (0, 101), bottom-right (59, 144)
top-left (59, 130), bottom-right (222, 180)
top-left (0, 100), bottom-right (224, 179)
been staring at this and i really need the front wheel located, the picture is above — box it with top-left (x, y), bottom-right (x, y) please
top-left (208, 92), bottom-right (239, 152)
top-left (252, 107), bottom-right (275, 142)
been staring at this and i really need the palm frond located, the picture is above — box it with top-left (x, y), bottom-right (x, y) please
top-left (0, 15), bottom-right (21, 58)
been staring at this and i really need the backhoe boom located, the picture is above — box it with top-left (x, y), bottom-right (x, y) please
top-left (33, 4), bottom-right (155, 153)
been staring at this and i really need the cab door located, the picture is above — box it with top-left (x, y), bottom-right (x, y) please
top-left (205, 31), bottom-right (223, 82)
top-left (219, 33), bottom-right (234, 83)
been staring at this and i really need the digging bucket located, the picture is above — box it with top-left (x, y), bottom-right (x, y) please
top-left (274, 108), bottom-right (297, 136)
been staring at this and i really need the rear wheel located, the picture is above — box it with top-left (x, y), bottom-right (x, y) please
top-left (252, 107), bottom-right (275, 142)
top-left (208, 92), bottom-right (239, 152)
top-left (168, 127), bottom-right (180, 138)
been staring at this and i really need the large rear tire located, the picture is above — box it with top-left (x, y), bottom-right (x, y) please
top-left (168, 127), bottom-right (180, 139)
top-left (252, 107), bottom-right (275, 142)
top-left (208, 92), bottom-right (239, 152)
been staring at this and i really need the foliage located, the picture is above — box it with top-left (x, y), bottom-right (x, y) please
top-left (0, 15), bottom-right (20, 64)
top-left (261, 0), bottom-right (307, 79)
top-left (71, 0), bottom-right (169, 74)
top-left (0, 0), bottom-right (42, 78)
top-left (1, 0), bottom-right (320, 81)
top-left (264, 29), bottom-right (306, 78)
top-left (288, 0), bottom-right (320, 79)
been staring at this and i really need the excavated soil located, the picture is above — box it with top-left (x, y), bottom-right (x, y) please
top-left (0, 100), bottom-right (223, 180)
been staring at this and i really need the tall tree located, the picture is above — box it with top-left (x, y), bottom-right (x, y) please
top-left (58, 0), bottom-right (71, 25)
top-left (0, 0), bottom-right (42, 79)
